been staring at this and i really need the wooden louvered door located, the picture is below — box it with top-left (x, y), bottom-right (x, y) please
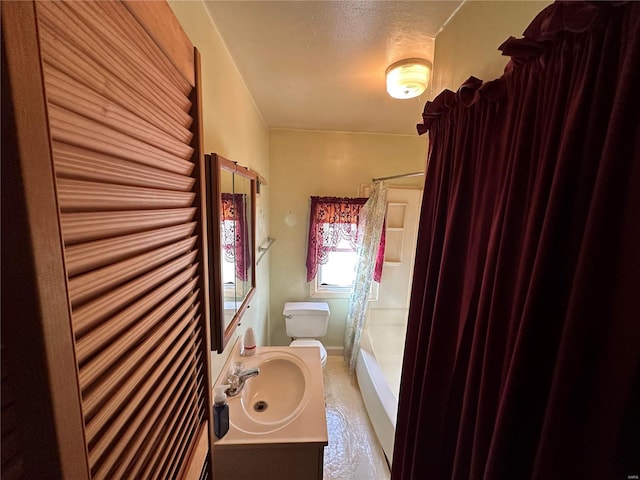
top-left (1, 1), bottom-right (213, 479)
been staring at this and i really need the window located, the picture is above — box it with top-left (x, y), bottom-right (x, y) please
top-left (318, 237), bottom-right (358, 287)
top-left (311, 233), bottom-right (359, 298)
top-left (306, 196), bottom-right (383, 299)
top-left (310, 240), bottom-right (379, 298)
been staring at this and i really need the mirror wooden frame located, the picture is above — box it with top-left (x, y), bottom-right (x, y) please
top-left (204, 153), bottom-right (257, 351)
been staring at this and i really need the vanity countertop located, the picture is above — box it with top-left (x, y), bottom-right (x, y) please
top-left (213, 345), bottom-right (328, 446)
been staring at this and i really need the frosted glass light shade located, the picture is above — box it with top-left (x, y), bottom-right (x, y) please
top-left (385, 58), bottom-right (431, 99)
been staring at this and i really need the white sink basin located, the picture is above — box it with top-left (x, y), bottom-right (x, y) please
top-left (228, 350), bottom-right (311, 434)
top-left (240, 357), bottom-right (306, 422)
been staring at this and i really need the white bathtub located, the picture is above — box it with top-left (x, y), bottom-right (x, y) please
top-left (355, 309), bottom-right (408, 464)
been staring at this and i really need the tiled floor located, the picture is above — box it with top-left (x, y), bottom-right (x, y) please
top-left (323, 355), bottom-right (391, 480)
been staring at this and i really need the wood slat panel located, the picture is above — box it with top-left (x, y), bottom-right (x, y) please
top-left (44, 63), bottom-right (191, 148)
top-left (41, 11), bottom-right (192, 127)
top-left (144, 349), bottom-right (204, 476)
top-left (57, 178), bottom-right (195, 213)
top-left (87, 324), bottom-right (194, 450)
top-left (123, 1), bottom-right (196, 87)
top-left (44, 62), bottom-right (191, 149)
top-left (38, 1), bottom-right (192, 119)
top-left (53, 142), bottom-right (194, 191)
top-left (3, 4), bottom-right (91, 476)
top-left (83, 313), bottom-right (197, 434)
top-left (135, 383), bottom-right (201, 480)
top-left (93, 343), bottom-right (202, 479)
top-left (66, 222), bottom-right (196, 276)
top-left (50, 106), bottom-right (193, 176)
top-left (114, 366), bottom-right (200, 479)
top-left (87, 316), bottom-right (196, 466)
top-left (38, 0), bottom-right (187, 102)
top-left (68, 236), bottom-right (196, 306)
top-left (75, 274), bottom-right (198, 365)
top-left (180, 422), bottom-right (210, 480)
top-left (79, 289), bottom-right (198, 394)
top-left (200, 457), bottom-right (210, 480)
top-left (148, 383), bottom-right (203, 479)
top-left (38, 31), bottom-right (192, 144)
top-left (37, 10), bottom-right (192, 129)
top-left (61, 208), bottom-right (196, 245)
top-left (30, 2), bottom-right (209, 478)
top-left (72, 254), bottom-right (197, 336)
top-left (166, 383), bottom-right (205, 479)
top-left (164, 399), bottom-right (202, 480)
top-left (120, 356), bottom-right (201, 479)
top-left (97, 1), bottom-right (193, 93)
top-left (47, 1), bottom-right (191, 96)
top-left (148, 384), bottom-right (202, 479)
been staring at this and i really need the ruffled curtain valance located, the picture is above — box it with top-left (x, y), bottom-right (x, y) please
top-left (221, 193), bottom-right (239, 222)
top-left (306, 196), bottom-right (385, 283)
top-left (417, 1), bottom-right (629, 135)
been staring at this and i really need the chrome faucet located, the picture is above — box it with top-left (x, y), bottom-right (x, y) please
top-left (226, 367), bottom-right (260, 397)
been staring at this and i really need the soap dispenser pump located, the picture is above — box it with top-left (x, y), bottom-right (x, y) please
top-left (213, 385), bottom-right (229, 439)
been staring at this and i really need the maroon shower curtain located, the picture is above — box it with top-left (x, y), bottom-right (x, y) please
top-left (393, 2), bottom-right (640, 479)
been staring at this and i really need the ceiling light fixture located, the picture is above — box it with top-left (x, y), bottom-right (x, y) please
top-left (385, 58), bottom-right (431, 99)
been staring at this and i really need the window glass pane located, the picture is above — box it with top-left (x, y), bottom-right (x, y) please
top-left (222, 259), bottom-right (235, 285)
top-left (320, 250), bottom-right (357, 286)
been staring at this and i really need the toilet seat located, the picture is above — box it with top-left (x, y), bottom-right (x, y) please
top-left (290, 339), bottom-right (327, 366)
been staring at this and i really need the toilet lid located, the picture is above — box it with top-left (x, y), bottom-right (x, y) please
top-left (290, 339), bottom-right (327, 362)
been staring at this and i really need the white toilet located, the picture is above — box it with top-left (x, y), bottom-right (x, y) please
top-left (283, 302), bottom-right (330, 368)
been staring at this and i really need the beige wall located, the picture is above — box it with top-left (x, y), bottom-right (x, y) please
top-left (169, 1), bottom-right (270, 380)
top-left (169, 0), bottom-right (550, 377)
top-left (268, 129), bottom-right (428, 349)
top-left (430, 1), bottom-right (551, 96)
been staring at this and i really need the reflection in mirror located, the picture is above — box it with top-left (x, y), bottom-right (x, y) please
top-left (233, 174), bottom-right (253, 305)
top-left (219, 167), bottom-right (236, 332)
top-left (204, 153), bottom-right (256, 352)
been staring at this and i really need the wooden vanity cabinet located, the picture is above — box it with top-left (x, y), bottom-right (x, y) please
top-left (213, 443), bottom-right (325, 479)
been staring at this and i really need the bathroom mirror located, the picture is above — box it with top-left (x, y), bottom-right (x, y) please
top-left (204, 153), bottom-right (256, 351)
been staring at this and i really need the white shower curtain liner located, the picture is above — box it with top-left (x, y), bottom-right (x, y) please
top-left (344, 180), bottom-right (388, 372)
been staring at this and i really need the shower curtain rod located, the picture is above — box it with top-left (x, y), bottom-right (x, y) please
top-left (372, 171), bottom-right (424, 182)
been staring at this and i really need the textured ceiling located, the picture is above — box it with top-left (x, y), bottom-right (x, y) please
top-left (204, 1), bottom-right (463, 135)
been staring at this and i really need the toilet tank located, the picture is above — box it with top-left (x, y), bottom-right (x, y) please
top-left (283, 302), bottom-right (330, 338)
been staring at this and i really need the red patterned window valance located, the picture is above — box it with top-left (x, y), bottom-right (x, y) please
top-left (306, 196), bottom-right (385, 283)
top-left (221, 192), bottom-right (249, 281)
